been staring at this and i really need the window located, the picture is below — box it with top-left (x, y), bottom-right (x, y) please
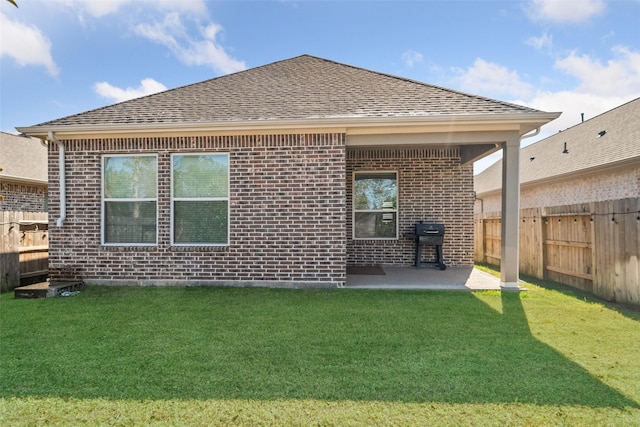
top-left (353, 171), bottom-right (398, 239)
top-left (172, 153), bottom-right (229, 245)
top-left (102, 155), bottom-right (157, 245)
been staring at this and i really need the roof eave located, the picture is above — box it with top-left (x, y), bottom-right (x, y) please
top-left (17, 112), bottom-right (560, 140)
top-left (0, 175), bottom-right (48, 186)
top-left (520, 157), bottom-right (640, 190)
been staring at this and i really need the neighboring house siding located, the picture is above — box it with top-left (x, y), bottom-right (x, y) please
top-left (347, 147), bottom-right (474, 267)
top-left (47, 134), bottom-right (347, 286)
top-left (0, 182), bottom-right (48, 212)
top-left (475, 164), bottom-right (640, 213)
top-left (475, 98), bottom-right (640, 214)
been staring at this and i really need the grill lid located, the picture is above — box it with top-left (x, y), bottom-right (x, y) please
top-left (414, 222), bottom-right (445, 236)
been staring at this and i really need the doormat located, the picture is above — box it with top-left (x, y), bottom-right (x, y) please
top-left (347, 266), bottom-right (386, 275)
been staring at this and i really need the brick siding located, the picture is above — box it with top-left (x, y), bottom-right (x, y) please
top-left (475, 164), bottom-right (640, 213)
top-left (47, 134), bottom-right (347, 286)
top-left (0, 182), bottom-right (48, 212)
top-left (47, 136), bottom-right (475, 286)
top-left (346, 147), bottom-right (474, 267)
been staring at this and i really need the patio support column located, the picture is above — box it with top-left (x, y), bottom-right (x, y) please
top-left (500, 135), bottom-right (521, 290)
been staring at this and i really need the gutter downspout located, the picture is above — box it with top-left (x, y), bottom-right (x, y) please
top-left (48, 131), bottom-right (66, 227)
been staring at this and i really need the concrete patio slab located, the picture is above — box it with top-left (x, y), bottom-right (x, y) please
top-left (345, 266), bottom-right (502, 291)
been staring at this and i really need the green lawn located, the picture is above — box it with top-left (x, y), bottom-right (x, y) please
top-left (1, 271), bottom-right (639, 426)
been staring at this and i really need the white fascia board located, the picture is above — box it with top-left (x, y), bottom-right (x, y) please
top-left (16, 112), bottom-right (560, 140)
top-left (0, 175), bottom-right (48, 186)
top-left (348, 130), bottom-right (520, 147)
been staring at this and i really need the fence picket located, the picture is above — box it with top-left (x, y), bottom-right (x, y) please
top-left (0, 211), bottom-right (48, 292)
top-left (475, 197), bottom-right (640, 307)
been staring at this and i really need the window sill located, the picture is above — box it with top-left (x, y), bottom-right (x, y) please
top-left (101, 245), bottom-right (158, 251)
top-left (100, 245), bottom-right (230, 252)
top-left (170, 245), bottom-right (229, 252)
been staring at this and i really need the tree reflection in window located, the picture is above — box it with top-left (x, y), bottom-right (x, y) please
top-left (354, 172), bottom-right (397, 239)
top-left (172, 154), bottom-right (229, 245)
top-left (103, 155), bottom-right (157, 245)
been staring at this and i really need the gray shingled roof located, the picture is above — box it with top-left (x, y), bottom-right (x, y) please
top-left (0, 132), bottom-right (48, 184)
top-left (28, 55), bottom-right (543, 128)
top-left (475, 97), bottom-right (640, 195)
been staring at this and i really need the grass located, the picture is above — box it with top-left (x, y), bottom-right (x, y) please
top-left (1, 270), bottom-right (639, 426)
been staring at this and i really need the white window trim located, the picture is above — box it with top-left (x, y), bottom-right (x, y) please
top-left (170, 153), bottom-right (230, 246)
top-left (352, 170), bottom-right (399, 240)
top-left (101, 153), bottom-right (158, 246)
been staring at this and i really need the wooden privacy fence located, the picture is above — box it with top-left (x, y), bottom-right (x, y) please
top-left (1, 211), bottom-right (49, 292)
top-left (474, 197), bottom-right (640, 307)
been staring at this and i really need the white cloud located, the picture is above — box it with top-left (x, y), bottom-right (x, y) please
top-left (473, 45), bottom-right (640, 173)
top-left (135, 13), bottom-right (246, 75)
top-left (527, 0), bottom-right (606, 24)
top-left (0, 12), bottom-right (59, 76)
top-left (555, 46), bottom-right (640, 96)
top-left (473, 89), bottom-right (632, 174)
top-left (401, 50), bottom-right (424, 68)
top-left (517, 45), bottom-right (640, 134)
top-left (517, 91), bottom-right (634, 137)
top-left (94, 78), bottom-right (167, 103)
top-left (135, 12), bottom-right (185, 49)
top-left (64, 0), bottom-right (131, 18)
top-left (64, 0), bottom-right (207, 19)
top-left (62, 1), bottom-right (243, 75)
top-left (461, 46), bottom-right (640, 137)
top-left (453, 58), bottom-right (534, 99)
top-left (525, 32), bottom-right (553, 51)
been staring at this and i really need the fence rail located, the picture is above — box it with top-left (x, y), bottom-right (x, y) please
top-left (1, 211), bottom-right (49, 292)
top-left (474, 198), bottom-right (639, 307)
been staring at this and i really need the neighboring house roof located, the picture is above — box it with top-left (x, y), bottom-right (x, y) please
top-left (0, 132), bottom-right (48, 185)
top-left (475, 97), bottom-right (640, 196)
top-left (18, 55), bottom-right (557, 138)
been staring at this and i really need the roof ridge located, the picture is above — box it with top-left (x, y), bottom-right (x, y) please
top-left (518, 96), bottom-right (640, 152)
top-left (303, 55), bottom-right (543, 114)
top-left (552, 96), bottom-right (640, 135)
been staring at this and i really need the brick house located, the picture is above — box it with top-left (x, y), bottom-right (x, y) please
top-left (18, 55), bottom-right (558, 288)
top-left (0, 132), bottom-right (48, 212)
top-left (474, 97), bottom-right (640, 213)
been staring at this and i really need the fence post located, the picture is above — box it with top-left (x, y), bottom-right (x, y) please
top-left (0, 211), bottom-right (20, 292)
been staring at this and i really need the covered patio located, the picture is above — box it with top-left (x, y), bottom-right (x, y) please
top-left (345, 266), bottom-right (503, 290)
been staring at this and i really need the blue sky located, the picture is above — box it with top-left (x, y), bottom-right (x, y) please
top-left (1, 0), bottom-right (639, 173)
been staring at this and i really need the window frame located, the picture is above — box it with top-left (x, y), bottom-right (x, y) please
top-left (101, 153), bottom-right (158, 247)
top-left (170, 152), bottom-right (230, 246)
top-left (352, 170), bottom-right (399, 240)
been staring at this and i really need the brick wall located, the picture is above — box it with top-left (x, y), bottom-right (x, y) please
top-left (47, 134), bottom-right (346, 287)
top-left (0, 182), bottom-right (47, 212)
top-left (346, 147), bottom-right (474, 267)
top-left (476, 164), bottom-right (640, 213)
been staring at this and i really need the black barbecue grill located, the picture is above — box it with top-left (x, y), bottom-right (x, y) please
top-left (404, 222), bottom-right (446, 270)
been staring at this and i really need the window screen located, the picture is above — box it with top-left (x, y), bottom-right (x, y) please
top-left (172, 154), bottom-right (229, 245)
top-left (103, 155), bottom-right (157, 244)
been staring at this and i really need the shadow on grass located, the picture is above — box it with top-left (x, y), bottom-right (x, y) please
top-left (524, 273), bottom-right (640, 321)
top-left (0, 286), bottom-right (638, 407)
top-left (476, 261), bottom-right (640, 322)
